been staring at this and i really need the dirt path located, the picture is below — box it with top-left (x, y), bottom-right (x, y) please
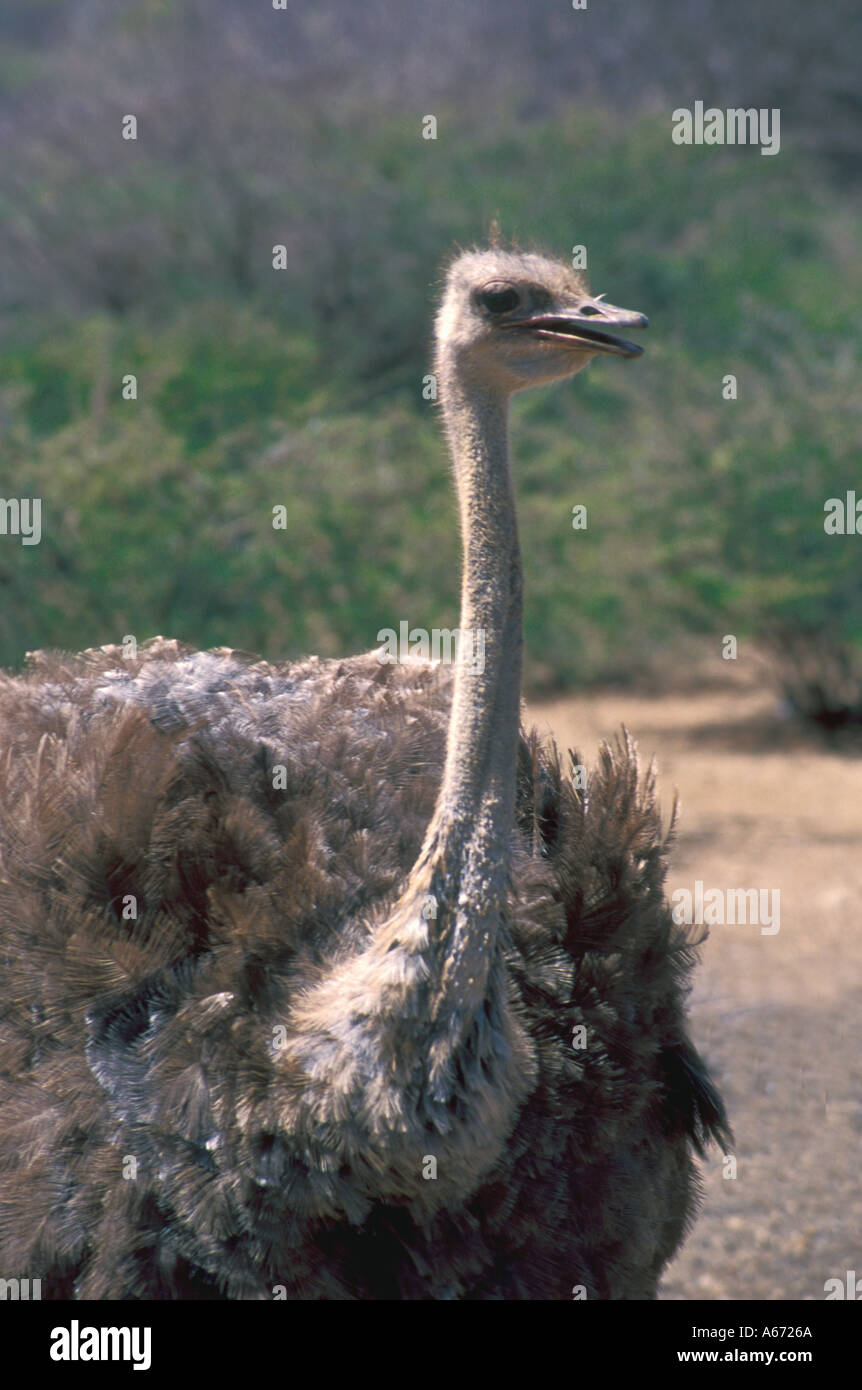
top-left (529, 679), bottom-right (862, 1301)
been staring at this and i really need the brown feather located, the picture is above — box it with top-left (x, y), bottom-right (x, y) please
top-left (0, 640), bottom-right (728, 1299)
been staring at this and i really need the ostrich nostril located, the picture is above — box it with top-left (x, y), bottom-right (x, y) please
top-left (579, 305), bottom-right (602, 316)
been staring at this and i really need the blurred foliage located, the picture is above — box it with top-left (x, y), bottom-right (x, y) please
top-left (766, 627), bottom-right (862, 734)
top-left (0, 3), bottom-right (860, 691)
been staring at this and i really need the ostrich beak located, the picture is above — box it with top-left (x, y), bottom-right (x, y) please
top-left (503, 297), bottom-right (648, 358)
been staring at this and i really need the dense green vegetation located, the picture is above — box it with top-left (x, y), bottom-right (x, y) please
top-left (1, 101), bottom-right (860, 690)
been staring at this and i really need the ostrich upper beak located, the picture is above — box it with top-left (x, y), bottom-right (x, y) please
top-left (502, 296), bottom-right (648, 358)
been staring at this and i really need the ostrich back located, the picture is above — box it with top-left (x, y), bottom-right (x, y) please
top-left (0, 638), bottom-right (726, 1299)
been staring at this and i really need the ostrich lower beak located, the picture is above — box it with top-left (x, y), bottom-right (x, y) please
top-left (504, 299), bottom-right (648, 358)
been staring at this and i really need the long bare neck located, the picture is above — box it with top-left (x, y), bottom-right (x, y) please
top-left (429, 361), bottom-right (522, 880)
top-left (285, 348), bottom-right (533, 1205)
top-left (387, 353), bottom-right (523, 1008)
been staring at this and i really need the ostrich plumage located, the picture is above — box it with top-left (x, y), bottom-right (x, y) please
top-left (0, 247), bottom-right (728, 1300)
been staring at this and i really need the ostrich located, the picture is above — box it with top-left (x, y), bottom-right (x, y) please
top-left (0, 246), bottom-right (728, 1300)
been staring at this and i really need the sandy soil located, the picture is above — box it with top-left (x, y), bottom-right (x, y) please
top-left (529, 675), bottom-right (862, 1301)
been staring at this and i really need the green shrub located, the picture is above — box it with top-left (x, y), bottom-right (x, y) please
top-left (2, 111), bottom-right (860, 692)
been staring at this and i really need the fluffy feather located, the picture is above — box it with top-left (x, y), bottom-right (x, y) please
top-left (0, 638), bottom-right (728, 1299)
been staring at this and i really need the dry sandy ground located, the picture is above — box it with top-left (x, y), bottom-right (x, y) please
top-left (530, 675), bottom-right (862, 1301)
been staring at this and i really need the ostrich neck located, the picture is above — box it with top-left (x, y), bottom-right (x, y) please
top-left (401, 357), bottom-right (524, 974)
top-left (285, 354), bottom-right (533, 1200)
top-left (437, 365), bottom-right (522, 851)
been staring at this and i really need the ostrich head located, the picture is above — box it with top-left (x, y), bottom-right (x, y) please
top-left (435, 248), bottom-right (647, 393)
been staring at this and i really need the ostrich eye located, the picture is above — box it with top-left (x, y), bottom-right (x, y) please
top-left (478, 286), bottom-right (520, 315)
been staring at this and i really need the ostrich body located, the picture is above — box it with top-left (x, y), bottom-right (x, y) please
top-left (0, 248), bottom-right (727, 1299)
